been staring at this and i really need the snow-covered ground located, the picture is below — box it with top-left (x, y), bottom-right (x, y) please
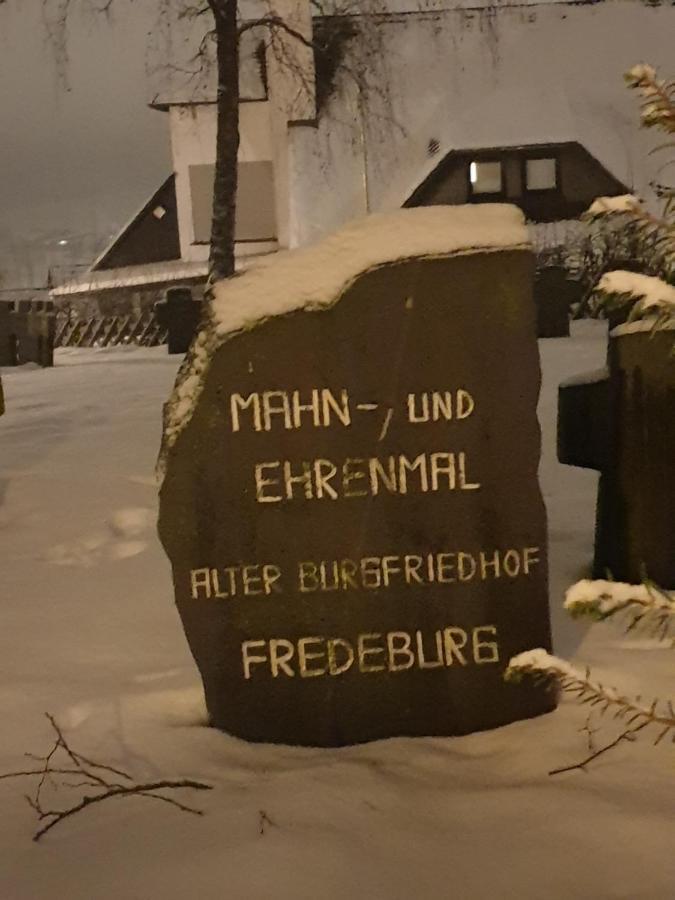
top-left (1, 323), bottom-right (673, 899)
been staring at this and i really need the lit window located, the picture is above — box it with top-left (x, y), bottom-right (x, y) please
top-left (153, 205), bottom-right (167, 220)
top-left (526, 158), bottom-right (557, 191)
top-left (469, 161), bottom-right (502, 195)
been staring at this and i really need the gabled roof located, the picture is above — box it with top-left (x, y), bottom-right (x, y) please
top-left (91, 175), bottom-right (180, 272)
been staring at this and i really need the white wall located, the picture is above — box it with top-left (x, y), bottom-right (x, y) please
top-left (264, 0), bottom-right (317, 248)
top-left (287, 80), bottom-right (368, 248)
top-left (169, 102), bottom-right (274, 261)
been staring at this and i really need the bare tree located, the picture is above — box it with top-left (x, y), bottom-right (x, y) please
top-left (37, 0), bottom-right (394, 286)
top-left (207, 1), bottom-right (240, 282)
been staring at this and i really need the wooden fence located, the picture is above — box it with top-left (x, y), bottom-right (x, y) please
top-left (55, 311), bottom-right (167, 349)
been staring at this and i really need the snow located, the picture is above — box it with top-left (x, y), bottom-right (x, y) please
top-left (162, 205), bottom-right (529, 467)
top-left (558, 365), bottom-right (609, 389)
top-left (107, 506), bottom-right (155, 540)
top-left (3, 321), bottom-right (675, 898)
top-left (211, 206), bottom-right (528, 334)
top-left (44, 506), bottom-right (155, 568)
top-left (211, 207), bottom-right (528, 336)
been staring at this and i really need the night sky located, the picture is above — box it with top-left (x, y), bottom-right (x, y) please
top-left (0, 0), bottom-right (171, 286)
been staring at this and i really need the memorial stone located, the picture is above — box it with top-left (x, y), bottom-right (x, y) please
top-left (155, 287), bottom-right (202, 355)
top-left (0, 299), bottom-right (55, 367)
top-left (559, 322), bottom-right (675, 588)
top-left (158, 206), bottom-right (555, 746)
top-left (534, 266), bottom-right (579, 338)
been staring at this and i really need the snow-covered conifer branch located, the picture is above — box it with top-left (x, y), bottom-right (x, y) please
top-left (581, 198), bottom-right (675, 289)
top-left (586, 195), bottom-right (642, 217)
top-left (590, 270), bottom-right (675, 328)
top-left (578, 63), bottom-right (675, 299)
top-left (625, 63), bottom-right (675, 136)
top-left (505, 649), bottom-right (675, 745)
top-left (564, 579), bottom-right (675, 639)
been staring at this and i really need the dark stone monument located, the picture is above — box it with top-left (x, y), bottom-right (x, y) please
top-left (155, 287), bottom-right (202, 355)
top-left (534, 266), bottom-right (580, 338)
top-left (0, 299), bottom-right (55, 367)
top-left (159, 208), bottom-right (555, 746)
top-left (559, 323), bottom-right (675, 588)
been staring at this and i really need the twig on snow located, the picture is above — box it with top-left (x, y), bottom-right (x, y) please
top-left (0, 713), bottom-right (212, 841)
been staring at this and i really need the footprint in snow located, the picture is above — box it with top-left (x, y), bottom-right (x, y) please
top-left (107, 507), bottom-right (155, 539)
top-left (45, 506), bottom-right (154, 567)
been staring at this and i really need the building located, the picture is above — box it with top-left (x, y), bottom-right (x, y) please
top-left (49, 174), bottom-right (198, 314)
top-left (52, 0), bottom-right (675, 309)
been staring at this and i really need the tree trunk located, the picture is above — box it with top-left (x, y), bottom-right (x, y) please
top-left (208, 0), bottom-right (240, 285)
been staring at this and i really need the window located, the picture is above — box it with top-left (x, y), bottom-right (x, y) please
top-left (189, 161), bottom-right (277, 244)
top-left (526, 157), bottom-right (557, 191)
top-left (469, 160), bottom-right (503, 196)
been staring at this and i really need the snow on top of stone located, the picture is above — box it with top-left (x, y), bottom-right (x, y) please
top-left (159, 205), bottom-right (529, 475)
top-left (209, 205), bottom-right (528, 337)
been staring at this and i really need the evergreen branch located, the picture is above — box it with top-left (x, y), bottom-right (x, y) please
top-left (625, 64), bottom-right (675, 136)
top-left (589, 273), bottom-right (675, 327)
top-left (548, 722), bottom-right (650, 776)
top-left (564, 580), bottom-right (675, 641)
top-left (580, 193), bottom-right (675, 295)
top-left (506, 649), bottom-right (675, 736)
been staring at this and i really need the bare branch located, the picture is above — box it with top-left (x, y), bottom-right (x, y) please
top-left (549, 722), bottom-right (649, 776)
top-left (177, 3), bottom-right (211, 19)
top-left (0, 714), bottom-right (212, 842)
top-left (138, 790), bottom-right (208, 815)
top-left (33, 778), bottom-right (211, 841)
top-left (0, 768), bottom-right (92, 781)
top-left (41, 0), bottom-right (74, 88)
top-left (258, 809), bottom-right (277, 835)
top-left (238, 15), bottom-right (314, 50)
